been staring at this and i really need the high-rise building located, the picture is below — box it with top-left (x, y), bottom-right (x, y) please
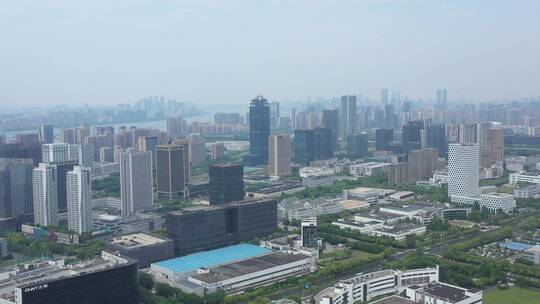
top-left (210, 143), bottom-right (225, 160)
top-left (322, 109), bottom-right (339, 151)
top-left (301, 218), bottom-right (318, 248)
top-left (402, 120), bottom-right (424, 155)
top-left (156, 145), bottom-right (186, 199)
top-left (42, 143), bottom-right (70, 163)
top-left (60, 128), bottom-right (77, 144)
top-left (246, 95), bottom-right (270, 165)
top-left (340, 95), bottom-right (357, 141)
top-left (489, 128), bottom-right (504, 163)
top-left (347, 133), bottom-right (368, 158)
top-left (67, 166), bottom-right (93, 234)
top-left (384, 104), bottom-right (397, 129)
top-left (137, 135), bottom-right (157, 170)
top-left (99, 146), bottom-right (114, 163)
top-left (69, 143), bottom-right (94, 168)
top-left (0, 158), bottom-right (33, 217)
top-left (119, 149), bottom-right (153, 216)
top-left (171, 139), bottom-right (190, 184)
top-left (278, 117), bottom-right (291, 133)
top-left (188, 134), bottom-right (206, 166)
top-left (166, 116), bottom-right (187, 137)
top-left (15, 133), bottom-right (40, 145)
top-left (426, 124), bottom-right (447, 157)
top-left (268, 134), bottom-right (291, 176)
top-left (291, 108), bottom-right (297, 130)
top-left (75, 125), bottom-right (91, 144)
top-left (381, 89), bottom-right (389, 105)
top-left (407, 148), bottom-right (438, 182)
top-left (33, 163), bottom-right (59, 226)
top-left (448, 143), bottom-right (480, 205)
top-left (294, 128), bottom-right (332, 165)
top-left (270, 101), bottom-right (280, 130)
top-left (38, 125), bottom-right (54, 144)
top-left (375, 129), bottom-right (394, 151)
top-left (436, 89), bottom-right (448, 109)
top-left (208, 163), bottom-right (245, 205)
top-left (388, 162), bottom-right (409, 186)
top-left (458, 123), bottom-right (477, 144)
top-left (53, 160), bottom-right (77, 212)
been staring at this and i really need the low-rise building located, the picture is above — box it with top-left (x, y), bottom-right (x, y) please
top-left (479, 193), bottom-right (516, 213)
top-left (523, 245), bottom-right (540, 265)
top-left (513, 182), bottom-right (540, 198)
top-left (315, 267), bottom-right (439, 304)
top-left (105, 232), bottom-right (174, 268)
top-left (509, 173), bottom-right (540, 185)
top-left (302, 175), bottom-right (335, 188)
top-left (405, 282), bottom-right (482, 304)
top-left (349, 162), bottom-right (390, 177)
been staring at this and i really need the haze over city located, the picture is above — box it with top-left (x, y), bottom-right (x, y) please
top-left (1, 0), bottom-right (539, 107)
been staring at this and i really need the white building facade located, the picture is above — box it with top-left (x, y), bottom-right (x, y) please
top-left (32, 163), bottom-right (59, 226)
top-left (67, 166), bottom-right (93, 234)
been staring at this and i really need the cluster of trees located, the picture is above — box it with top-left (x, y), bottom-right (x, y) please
top-left (5, 232), bottom-right (104, 260)
top-left (448, 226), bottom-right (512, 252)
top-left (318, 223), bottom-right (405, 249)
top-left (92, 173), bottom-right (120, 198)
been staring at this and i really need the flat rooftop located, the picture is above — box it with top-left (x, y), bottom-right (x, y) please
top-left (152, 244), bottom-right (272, 275)
top-left (417, 283), bottom-right (469, 303)
top-left (371, 295), bottom-right (416, 304)
top-left (342, 269), bottom-right (395, 284)
top-left (381, 204), bottom-right (424, 212)
top-left (109, 232), bottom-right (168, 249)
top-left (190, 252), bottom-right (309, 284)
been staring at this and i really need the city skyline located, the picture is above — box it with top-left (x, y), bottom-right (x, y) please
top-left (1, 1), bottom-right (539, 107)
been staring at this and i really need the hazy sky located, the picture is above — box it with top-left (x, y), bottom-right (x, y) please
top-left (1, 0), bottom-right (539, 107)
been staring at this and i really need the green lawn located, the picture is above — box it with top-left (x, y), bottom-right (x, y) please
top-left (485, 287), bottom-right (540, 304)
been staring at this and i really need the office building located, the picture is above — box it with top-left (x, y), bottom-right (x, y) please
top-left (156, 145), bottom-right (186, 199)
top-left (458, 123), bottom-right (477, 144)
top-left (38, 125), bottom-right (54, 143)
top-left (340, 95), bottom-right (357, 140)
top-left (402, 120), bottom-right (424, 155)
top-left (32, 163), bottom-right (59, 226)
top-left (270, 101), bottom-right (280, 130)
top-left (246, 95), bottom-right (270, 165)
top-left (0, 158), bottom-right (33, 218)
top-left (99, 146), bottom-right (114, 163)
top-left (448, 143), bottom-right (480, 205)
top-left (66, 166), bottom-right (93, 234)
top-left (165, 199), bottom-right (277, 255)
top-left (137, 136), bottom-right (157, 168)
top-left (436, 88), bottom-right (448, 109)
top-left (167, 116), bottom-right (187, 136)
top-left (53, 160), bottom-right (77, 212)
top-left (211, 143), bottom-right (225, 160)
top-left (119, 149), bottom-right (153, 216)
top-left (322, 109), bottom-right (339, 151)
top-left (15, 133), bottom-right (39, 145)
top-left (479, 193), bottom-right (515, 213)
top-left (489, 128), bottom-right (504, 163)
top-left (426, 124), bottom-right (446, 157)
top-left (406, 282), bottom-right (482, 304)
top-left (105, 232), bottom-right (174, 268)
top-left (375, 129), bottom-right (394, 151)
top-left (0, 251), bottom-right (138, 304)
top-left (170, 139), bottom-right (190, 184)
top-left (69, 143), bottom-right (94, 168)
top-left (42, 143), bottom-right (70, 163)
top-left (346, 133), bottom-right (368, 158)
top-left (269, 134), bottom-right (291, 176)
top-left (0, 142), bottom-right (42, 166)
top-left (388, 162), bottom-right (409, 186)
top-left (381, 88), bottom-right (389, 105)
top-left (524, 245), bottom-right (540, 265)
top-left (294, 128), bottom-right (333, 165)
top-left (188, 134), bottom-right (206, 166)
top-left (316, 267), bottom-right (440, 304)
top-left (209, 163), bottom-right (244, 205)
top-left (301, 218), bottom-right (318, 248)
top-left (407, 148), bottom-right (438, 182)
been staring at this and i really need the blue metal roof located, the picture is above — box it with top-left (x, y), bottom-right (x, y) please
top-left (153, 244), bottom-right (272, 274)
top-left (498, 241), bottom-right (532, 251)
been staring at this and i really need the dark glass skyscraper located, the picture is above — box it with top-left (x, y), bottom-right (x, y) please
top-left (209, 163), bottom-right (245, 205)
top-left (322, 109), bottom-right (339, 151)
top-left (426, 124), bottom-right (446, 157)
top-left (246, 95), bottom-right (270, 165)
top-left (402, 120), bottom-right (424, 155)
top-left (375, 128), bottom-right (394, 151)
top-left (347, 133), bottom-right (368, 158)
top-left (294, 127), bottom-right (332, 165)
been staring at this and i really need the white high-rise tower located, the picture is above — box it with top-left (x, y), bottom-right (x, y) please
top-left (67, 166), bottom-right (93, 234)
top-left (33, 163), bottom-right (59, 226)
top-left (448, 143), bottom-right (480, 205)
